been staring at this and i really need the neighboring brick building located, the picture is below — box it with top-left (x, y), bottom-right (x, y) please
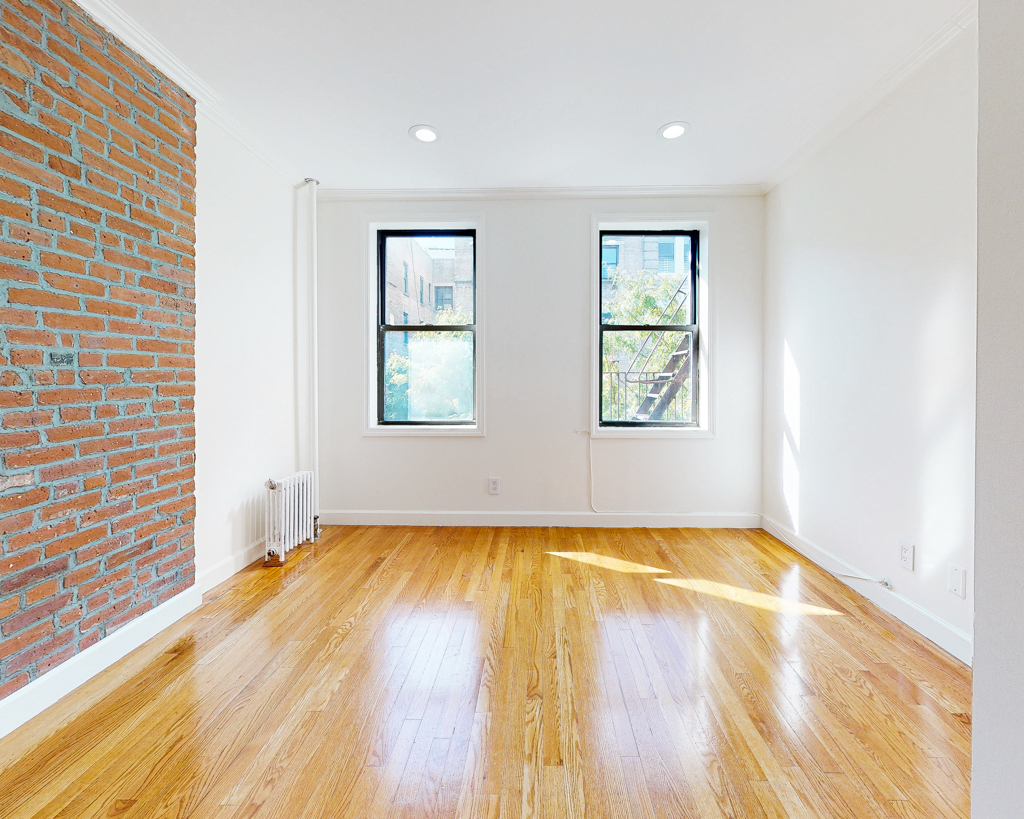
top-left (0, 0), bottom-right (197, 698)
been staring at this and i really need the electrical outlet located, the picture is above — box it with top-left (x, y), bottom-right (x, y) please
top-left (948, 563), bottom-right (967, 598)
top-left (899, 539), bottom-right (914, 571)
top-left (488, 477), bottom-right (500, 495)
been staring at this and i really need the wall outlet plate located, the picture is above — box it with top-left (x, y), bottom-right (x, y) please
top-left (948, 563), bottom-right (967, 598)
top-left (488, 477), bottom-right (500, 495)
top-left (899, 539), bottom-right (915, 571)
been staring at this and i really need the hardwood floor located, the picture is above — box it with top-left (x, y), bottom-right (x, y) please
top-left (0, 526), bottom-right (971, 818)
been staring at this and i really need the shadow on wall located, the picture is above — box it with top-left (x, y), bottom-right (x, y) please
top-left (229, 492), bottom-right (267, 560)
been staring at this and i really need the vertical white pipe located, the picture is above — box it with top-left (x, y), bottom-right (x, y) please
top-left (305, 179), bottom-right (321, 526)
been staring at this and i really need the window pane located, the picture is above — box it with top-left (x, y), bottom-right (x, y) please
top-left (601, 234), bottom-right (691, 325)
top-left (384, 235), bottom-right (474, 325)
top-left (601, 330), bottom-right (693, 423)
top-left (383, 330), bottom-right (474, 422)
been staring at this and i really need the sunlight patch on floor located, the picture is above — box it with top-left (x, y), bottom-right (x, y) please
top-left (546, 552), bottom-right (670, 574)
top-left (655, 577), bottom-right (843, 616)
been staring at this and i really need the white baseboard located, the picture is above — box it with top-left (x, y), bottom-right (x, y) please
top-left (761, 515), bottom-right (973, 665)
top-left (197, 539), bottom-right (266, 593)
top-left (320, 510), bottom-right (762, 528)
top-left (0, 586), bottom-right (202, 740)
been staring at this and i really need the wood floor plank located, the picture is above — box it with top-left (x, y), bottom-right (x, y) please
top-left (0, 526), bottom-right (971, 818)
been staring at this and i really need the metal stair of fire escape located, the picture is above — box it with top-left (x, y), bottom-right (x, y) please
top-left (624, 273), bottom-right (692, 422)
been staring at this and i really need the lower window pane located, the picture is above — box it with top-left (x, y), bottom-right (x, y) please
top-left (601, 330), bottom-right (694, 423)
top-left (383, 331), bottom-right (474, 422)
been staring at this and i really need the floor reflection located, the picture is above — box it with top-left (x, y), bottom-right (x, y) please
top-left (655, 577), bottom-right (843, 616)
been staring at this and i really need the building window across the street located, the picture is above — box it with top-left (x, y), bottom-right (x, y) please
top-left (599, 230), bottom-right (699, 427)
top-left (435, 285), bottom-right (454, 310)
top-left (377, 230), bottom-right (476, 424)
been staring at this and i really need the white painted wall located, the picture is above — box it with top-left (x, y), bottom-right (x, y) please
top-left (194, 108), bottom-right (302, 591)
top-left (317, 195), bottom-right (764, 525)
top-left (972, 0), bottom-right (1024, 810)
top-left (762, 27), bottom-right (977, 662)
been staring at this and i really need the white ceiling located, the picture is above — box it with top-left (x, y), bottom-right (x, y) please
top-left (112, 0), bottom-right (970, 190)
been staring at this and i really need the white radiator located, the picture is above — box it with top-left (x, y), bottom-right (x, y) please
top-left (264, 471), bottom-right (316, 566)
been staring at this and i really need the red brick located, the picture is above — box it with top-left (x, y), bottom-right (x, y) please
top-left (0, 510), bottom-right (34, 536)
top-left (25, 578), bottom-right (59, 605)
top-left (42, 271), bottom-right (105, 296)
top-left (36, 388), bottom-right (102, 405)
top-left (39, 456), bottom-right (103, 481)
top-left (39, 490), bottom-right (102, 521)
top-left (0, 486), bottom-right (48, 513)
top-left (46, 422), bottom-right (103, 442)
top-left (0, 428), bottom-right (36, 445)
top-left (79, 434), bottom-right (131, 455)
top-left (5, 443), bottom-right (75, 468)
top-left (43, 312), bottom-right (103, 331)
top-left (37, 644), bottom-right (76, 674)
top-left (6, 628), bottom-right (75, 675)
top-left (80, 595), bottom-right (133, 632)
top-left (1, 593), bottom-right (71, 636)
top-left (7, 287), bottom-right (79, 310)
top-left (0, 622), bottom-right (53, 661)
top-left (85, 298), bottom-right (136, 318)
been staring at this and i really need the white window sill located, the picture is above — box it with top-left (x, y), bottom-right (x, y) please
top-left (363, 424), bottom-right (484, 437)
top-left (590, 426), bottom-right (714, 440)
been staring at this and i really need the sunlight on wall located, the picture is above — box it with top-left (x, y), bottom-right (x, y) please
top-left (546, 552), bottom-right (670, 574)
top-left (782, 340), bottom-right (802, 532)
top-left (655, 578), bottom-right (842, 616)
top-left (917, 281), bottom-right (974, 587)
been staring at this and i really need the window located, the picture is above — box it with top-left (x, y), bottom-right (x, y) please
top-left (403, 262), bottom-right (408, 293)
top-left (435, 285), bottom-right (453, 310)
top-left (601, 244), bottom-right (619, 279)
top-left (378, 230), bottom-right (476, 424)
top-left (658, 240), bottom-right (674, 273)
top-left (599, 230), bottom-right (698, 427)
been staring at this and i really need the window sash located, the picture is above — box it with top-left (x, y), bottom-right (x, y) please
top-left (377, 229), bottom-right (477, 426)
top-left (598, 229), bottom-right (699, 427)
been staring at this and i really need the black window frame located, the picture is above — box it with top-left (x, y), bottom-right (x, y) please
top-left (377, 229), bottom-right (477, 426)
top-left (598, 229), bottom-right (699, 428)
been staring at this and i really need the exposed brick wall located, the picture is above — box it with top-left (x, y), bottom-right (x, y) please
top-left (0, 0), bottom-right (197, 699)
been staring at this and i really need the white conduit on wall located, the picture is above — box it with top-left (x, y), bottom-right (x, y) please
top-left (304, 178), bottom-right (321, 524)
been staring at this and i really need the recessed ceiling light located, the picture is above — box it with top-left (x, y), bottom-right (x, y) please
top-left (409, 125), bottom-right (437, 142)
top-left (658, 121), bottom-right (689, 140)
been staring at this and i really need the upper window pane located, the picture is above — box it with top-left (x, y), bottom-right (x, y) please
top-left (601, 233), bottom-right (692, 325)
top-left (384, 234), bottom-right (474, 325)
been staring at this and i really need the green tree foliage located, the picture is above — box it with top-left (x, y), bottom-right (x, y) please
top-left (383, 307), bottom-right (473, 421)
top-left (602, 268), bottom-right (692, 422)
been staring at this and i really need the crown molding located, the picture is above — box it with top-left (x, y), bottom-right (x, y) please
top-left (197, 101), bottom-right (302, 183)
top-left (74, 0), bottom-right (219, 104)
top-left (75, 0), bottom-right (301, 182)
top-left (318, 184), bottom-right (765, 202)
top-left (762, 0), bottom-right (978, 193)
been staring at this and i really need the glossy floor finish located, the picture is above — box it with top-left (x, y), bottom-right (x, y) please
top-left (0, 526), bottom-right (971, 818)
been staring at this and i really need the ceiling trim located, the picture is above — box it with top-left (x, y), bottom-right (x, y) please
top-left (318, 185), bottom-right (766, 202)
top-left (74, 0), bottom-right (220, 104)
top-left (762, 0), bottom-right (978, 193)
top-left (75, 0), bottom-right (301, 182)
